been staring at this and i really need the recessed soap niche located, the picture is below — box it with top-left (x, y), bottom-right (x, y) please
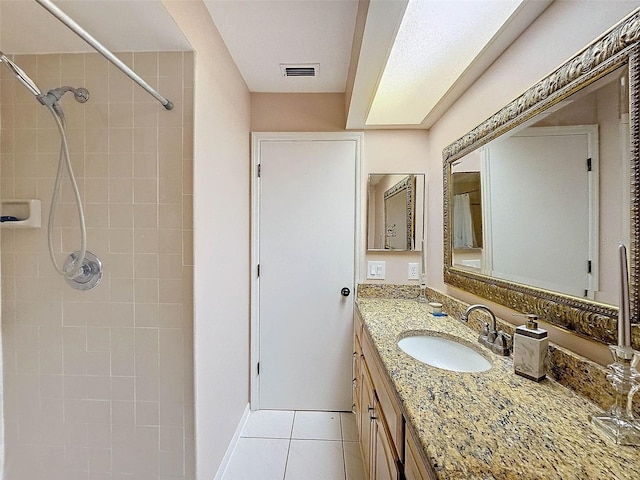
top-left (0, 199), bottom-right (42, 228)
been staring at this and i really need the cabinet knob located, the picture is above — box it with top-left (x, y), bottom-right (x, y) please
top-left (341, 287), bottom-right (351, 297)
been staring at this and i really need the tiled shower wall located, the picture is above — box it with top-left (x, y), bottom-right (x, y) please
top-left (0, 52), bottom-right (194, 479)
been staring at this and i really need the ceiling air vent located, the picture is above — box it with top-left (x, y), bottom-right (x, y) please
top-left (280, 63), bottom-right (319, 77)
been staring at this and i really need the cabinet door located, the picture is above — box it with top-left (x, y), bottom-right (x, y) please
top-left (403, 442), bottom-right (423, 480)
top-left (362, 329), bottom-right (404, 455)
top-left (372, 401), bottom-right (403, 480)
top-left (359, 364), bottom-right (375, 479)
top-left (404, 429), bottom-right (436, 480)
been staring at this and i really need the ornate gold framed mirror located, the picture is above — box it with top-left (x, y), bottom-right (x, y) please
top-left (443, 10), bottom-right (640, 348)
top-left (367, 174), bottom-right (425, 252)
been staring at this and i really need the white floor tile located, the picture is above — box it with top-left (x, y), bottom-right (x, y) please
top-left (242, 410), bottom-right (295, 439)
top-left (340, 412), bottom-right (358, 442)
top-left (223, 410), bottom-right (362, 480)
top-left (343, 441), bottom-right (366, 480)
top-left (285, 439), bottom-right (345, 480)
top-left (221, 437), bottom-right (289, 480)
top-left (291, 411), bottom-right (342, 440)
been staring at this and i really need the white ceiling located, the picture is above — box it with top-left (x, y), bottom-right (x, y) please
top-left (0, 0), bottom-right (191, 54)
top-left (0, 0), bottom-right (552, 128)
top-left (204, 0), bottom-right (359, 93)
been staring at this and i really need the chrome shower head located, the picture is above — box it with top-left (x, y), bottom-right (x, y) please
top-left (47, 86), bottom-right (90, 104)
top-left (44, 86), bottom-right (90, 119)
top-left (0, 51), bottom-right (43, 97)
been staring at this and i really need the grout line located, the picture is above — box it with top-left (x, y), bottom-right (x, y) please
top-left (340, 413), bottom-right (348, 480)
top-left (283, 437), bottom-right (292, 480)
top-left (290, 410), bottom-right (297, 439)
top-left (282, 410), bottom-right (295, 480)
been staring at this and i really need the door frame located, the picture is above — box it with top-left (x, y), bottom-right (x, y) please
top-left (250, 132), bottom-right (363, 410)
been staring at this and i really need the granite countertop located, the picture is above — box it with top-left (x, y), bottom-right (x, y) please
top-left (356, 298), bottom-right (640, 480)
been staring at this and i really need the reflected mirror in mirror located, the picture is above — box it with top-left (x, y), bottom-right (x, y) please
top-left (450, 66), bottom-right (628, 305)
top-left (368, 174), bottom-right (425, 251)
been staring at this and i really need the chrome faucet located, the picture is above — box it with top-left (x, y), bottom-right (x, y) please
top-left (462, 304), bottom-right (511, 356)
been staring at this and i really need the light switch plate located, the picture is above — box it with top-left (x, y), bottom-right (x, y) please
top-left (408, 263), bottom-right (420, 280)
top-left (367, 261), bottom-right (386, 279)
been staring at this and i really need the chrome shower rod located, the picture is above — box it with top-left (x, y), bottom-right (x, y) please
top-left (35, 0), bottom-right (174, 110)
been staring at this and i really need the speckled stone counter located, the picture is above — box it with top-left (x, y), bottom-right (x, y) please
top-left (356, 298), bottom-right (640, 479)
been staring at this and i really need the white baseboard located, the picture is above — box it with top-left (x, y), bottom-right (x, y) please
top-left (213, 403), bottom-right (251, 480)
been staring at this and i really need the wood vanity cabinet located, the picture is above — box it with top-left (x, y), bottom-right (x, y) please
top-left (354, 308), bottom-right (437, 480)
top-left (353, 310), bottom-right (401, 480)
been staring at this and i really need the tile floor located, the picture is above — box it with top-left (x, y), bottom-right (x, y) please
top-left (221, 410), bottom-right (366, 480)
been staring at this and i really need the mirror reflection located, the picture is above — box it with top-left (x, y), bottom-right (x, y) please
top-left (450, 65), bottom-right (628, 306)
top-left (368, 174), bottom-right (425, 251)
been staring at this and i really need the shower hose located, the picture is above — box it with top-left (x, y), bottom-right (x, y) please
top-left (44, 104), bottom-right (87, 280)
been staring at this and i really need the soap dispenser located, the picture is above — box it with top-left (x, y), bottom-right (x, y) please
top-left (513, 314), bottom-right (549, 382)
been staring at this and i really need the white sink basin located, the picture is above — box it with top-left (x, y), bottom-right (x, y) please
top-left (397, 334), bottom-right (491, 373)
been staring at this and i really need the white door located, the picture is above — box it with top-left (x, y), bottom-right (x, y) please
top-left (485, 125), bottom-right (598, 298)
top-left (255, 135), bottom-right (358, 411)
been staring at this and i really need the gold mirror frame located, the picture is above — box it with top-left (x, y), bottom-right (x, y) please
top-left (383, 175), bottom-right (415, 250)
top-left (443, 10), bottom-right (640, 348)
top-left (367, 174), bottom-right (424, 252)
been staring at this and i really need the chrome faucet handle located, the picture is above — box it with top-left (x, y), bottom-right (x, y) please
top-left (485, 321), bottom-right (497, 343)
top-left (493, 331), bottom-right (512, 356)
top-left (480, 321), bottom-right (489, 336)
top-left (478, 322), bottom-right (492, 347)
top-left (495, 330), bottom-right (510, 346)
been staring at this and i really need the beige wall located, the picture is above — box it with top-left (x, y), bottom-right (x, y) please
top-left (0, 51), bottom-right (194, 479)
top-left (361, 130), bottom-right (429, 284)
top-left (251, 92), bottom-right (345, 131)
top-left (426, 0), bottom-right (640, 364)
top-left (162, 1), bottom-right (252, 479)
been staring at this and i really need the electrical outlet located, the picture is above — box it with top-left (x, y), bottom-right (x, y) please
top-left (408, 263), bottom-right (420, 280)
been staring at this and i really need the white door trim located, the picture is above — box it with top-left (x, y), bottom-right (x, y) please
top-left (250, 131), bottom-right (363, 410)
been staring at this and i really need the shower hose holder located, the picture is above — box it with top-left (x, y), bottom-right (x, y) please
top-left (591, 345), bottom-right (640, 446)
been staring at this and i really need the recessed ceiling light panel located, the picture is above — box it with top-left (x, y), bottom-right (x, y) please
top-left (367, 0), bottom-right (525, 126)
